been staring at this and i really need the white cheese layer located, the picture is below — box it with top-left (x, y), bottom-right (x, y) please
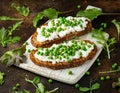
top-left (36, 16), bottom-right (89, 42)
top-left (34, 40), bottom-right (95, 64)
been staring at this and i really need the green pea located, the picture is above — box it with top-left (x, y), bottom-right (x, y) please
top-left (68, 70), bottom-right (73, 75)
top-left (106, 75), bottom-right (111, 80)
top-left (100, 76), bottom-right (105, 81)
top-left (48, 79), bottom-right (53, 83)
top-left (85, 71), bottom-right (91, 76)
top-left (75, 83), bottom-right (80, 88)
top-left (97, 62), bottom-right (101, 66)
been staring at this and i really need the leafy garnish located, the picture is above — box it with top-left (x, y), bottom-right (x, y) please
top-left (112, 77), bottom-right (120, 92)
top-left (79, 81), bottom-right (100, 93)
top-left (91, 27), bottom-right (116, 59)
top-left (0, 72), bottom-right (5, 85)
top-left (12, 83), bottom-right (30, 93)
top-left (0, 21), bottom-right (23, 47)
top-left (103, 38), bottom-right (116, 59)
top-left (76, 8), bottom-right (102, 20)
top-left (33, 8), bottom-right (59, 27)
top-left (99, 66), bottom-right (120, 74)
top-left (0, 45), bottom-right (26, 66)
top-left (11, 3), bottom-right (30, 16)
top-left (0, 16), bottom-right (22, 21)
top-left (112, 19), bottom-right (120, 41)
top-left (25, 77), bottom-right (58, 93)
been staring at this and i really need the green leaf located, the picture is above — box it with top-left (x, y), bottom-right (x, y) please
top-left (76, 8), bottom-right (102, 20)
top-left (79, 87), bottom-right (90, 92)
top-left (37, 83), bottom-right (46, 93)
top-left (8, 21), bottom-right (23, 35)
top-left (33, 77), bottom-right (40, 84)
top-left (0, 45), bottom-right (26, 66)
top-left (7, 36), bottom-right (21, 44)
top-left (0, 27), bottom-right (7, 43)
top-left (112, 19), bottom-right (120, 40)
top-left (0, 72), bottom-right (5, 85)
top-left (33, 8), bottom-right (59, 27)
top-left (91, 83), bottom-right (100, 90)
top-left (11, 3), bottom-right (30, 16)
top-left (0, 16), bottom-right (22, 21)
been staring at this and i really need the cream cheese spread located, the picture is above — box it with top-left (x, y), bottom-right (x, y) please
top-left (36, 16), bottom-right (89, 42)
top-left (34, 40), bottom-right (95, 64)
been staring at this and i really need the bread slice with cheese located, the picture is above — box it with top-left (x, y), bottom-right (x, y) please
top-left (31, 16), bottom-right (92, 48)
top-left (30, 40), bottom-right (97, 69)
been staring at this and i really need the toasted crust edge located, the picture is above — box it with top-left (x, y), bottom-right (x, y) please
top-left (30, 40), bottom-right (97, 69)
top-left (31, 20), bottom-right (92, 48)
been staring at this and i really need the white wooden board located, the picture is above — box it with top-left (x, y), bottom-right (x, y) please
top-left (16, 32), bottom-right (109, 84)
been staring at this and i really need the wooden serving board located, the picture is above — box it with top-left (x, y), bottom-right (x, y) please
top-left (16, 32), bottom-right (109, 84)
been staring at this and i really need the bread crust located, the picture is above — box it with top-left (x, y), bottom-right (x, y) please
top-left (30, 40), bottom-right (97, 69)
top-left (31, 20), bottom-right (92, 48)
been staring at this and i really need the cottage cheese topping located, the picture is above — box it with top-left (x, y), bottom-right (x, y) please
top-left (37, 16), bottom-right (89, 42)
top-left (34, 40), bottom-right (95, 64)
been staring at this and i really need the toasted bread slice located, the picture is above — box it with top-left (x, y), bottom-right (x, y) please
top-left (31, 17), bottom-right (92, 48)
top-left (30, 40), bottom-right (97, 69)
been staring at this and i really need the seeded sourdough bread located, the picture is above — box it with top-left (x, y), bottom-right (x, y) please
top-left (31, 17), bottom-right (92, 48)
top-left (30, 40), bottom-right (97, 69)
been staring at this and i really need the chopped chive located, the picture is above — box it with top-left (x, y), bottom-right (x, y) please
top-left (68, 70), bottom-right (73, 75)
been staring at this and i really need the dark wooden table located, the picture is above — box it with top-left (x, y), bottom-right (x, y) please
top-left (0, 0), bottom-right (120, 93)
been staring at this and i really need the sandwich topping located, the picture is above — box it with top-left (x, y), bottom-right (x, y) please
top-left (34, 40), bottom-right (95, 64)
top-left (36, 16), bottom-right (89, 42)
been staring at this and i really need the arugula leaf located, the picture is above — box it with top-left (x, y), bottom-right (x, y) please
top-left (11, 3), bottom-right (30, 16)
top-left (76, 8), bottom-right (102, 20)
top-left (0, 16), bottom-right (22, 21)
top-left (0, 45), bottom-right (26, 66)
top-left (103, 38), bottom-right (116, 59)
top-left (112, 19), bottom-right (120, 41)
top-left (91, 27), bottom-right (116, 59)
top-left (33, 8), bottom-right (59, 27)
top-left (0, 72), bottom-right (5, 85)
top-left (0, 21), bottom-right (23, 47)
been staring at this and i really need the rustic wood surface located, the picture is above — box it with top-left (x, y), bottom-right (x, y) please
top-left (0, 0), bottom-right (120, 93)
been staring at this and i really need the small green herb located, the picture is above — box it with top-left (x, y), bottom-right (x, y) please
top-left (76, 8), bottom-right (102, 20)
top-left (11, 3), bottom-right (30, 16)
top-left (0, 45), bottom-right (26, 66)
top-left (112, 19), bottom-right (120, 41)
top-left (100, 76), bottom-right (105, 81)
top-left (0, 16), bottom-right (22, 21)
top-left (0, 72), bottom-right (5, 85)
top-left (79, 81), bottom-right (100, 93)
top-left (0, 21), bottom-right (23, 47)
top-left (112, 77), bottom-right (120, 92)
top-left (91, 28), bottom-right (116, 59)
top-left (99, 66), bottom-right (120, 74)
top-left (25, 77), bottom-right (58, 93)
top-left (13, 83), bottom-right (20, 91)
top-left (33, 8), bottom-right (59, 27)
top-left (103, 38), bottom-right (116, 59)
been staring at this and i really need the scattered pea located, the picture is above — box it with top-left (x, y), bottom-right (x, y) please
top-left (68, 70), bottom-right (73, 75)
top-left (75, 83), bottom-right (80, 88)
top-left (97, 62), bottom-right (101, 66)
top-left (48, 79), bottom-right (53, 83)
top-left (85, 71), bottom-right (91, 76)
top-left (100, 76), bottom-right (105, 81)
top-left (106, 75), bottom-right (111, 80)
top-left (77, 5), bottom-right (81, 9)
